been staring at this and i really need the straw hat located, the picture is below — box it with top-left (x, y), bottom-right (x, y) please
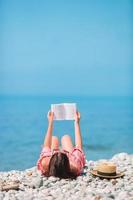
top-left (90, 162), bottom-right (124, 179)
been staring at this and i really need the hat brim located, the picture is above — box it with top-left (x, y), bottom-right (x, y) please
top-left (90, 170), bottom-right (124, 179)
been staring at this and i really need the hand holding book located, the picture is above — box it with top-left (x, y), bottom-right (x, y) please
top-left (75, 111), bottom-right (80, 123)
top-left (47, 111), bottom-right (54, 123)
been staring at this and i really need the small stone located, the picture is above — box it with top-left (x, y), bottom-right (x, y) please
top-left (46, 195), bottom-right (54, 200)
top-left (95, 196), bottom-right (101, 200)
top-left (30, 177), bottom-right (43, 188)
top-left (111, 179), bottom-right (118, 185)
top-left (117, 191), bottom-right (129, 199)
top-left (27, 172), bottom-right (33, 176)
top-left (0, 193), bottom-right (4, 200)
top-left (1, 183), bottom-right (19, 192)
top-left (108, 194), bottom-right (115, 199)
top-left (48, 176), bottom-right (58, 182)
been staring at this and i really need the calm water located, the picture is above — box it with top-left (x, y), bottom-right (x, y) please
top-left (0, 95), bottom-right (133, 171)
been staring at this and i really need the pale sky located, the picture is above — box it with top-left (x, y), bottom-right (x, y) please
top-left (0, 0), bottom-right (132, 96)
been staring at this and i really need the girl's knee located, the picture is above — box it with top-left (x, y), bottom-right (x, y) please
top-left (52, 136), bottom-right (59, 141)
top-left (61, 134), bottom-right (71, 142)
top-left (51, 136), bottom-right (59, 149)
top-left (61, 135), bottom-right (73, 146)
top-left (52, 136), bottom-right (59, 144)
top-left (61, 134), bottom-right (73, 152)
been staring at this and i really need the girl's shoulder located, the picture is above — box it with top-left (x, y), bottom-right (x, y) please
top-left (69, 147), bottom-right (86, 172)
top-left (41, 156), bottom-right (51, 172)
top-left (72, 147), bottom-right (85, 158)
top-left (37, 146), bottom-right (52, 174)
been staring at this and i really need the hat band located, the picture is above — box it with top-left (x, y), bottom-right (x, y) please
top-left (97, 171), bottom-right (116, 176)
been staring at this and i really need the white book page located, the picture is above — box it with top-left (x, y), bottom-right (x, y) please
top-left (51, 103), bottom-right (77, 120)
top-left (64, 103), bottom-right (76, 120)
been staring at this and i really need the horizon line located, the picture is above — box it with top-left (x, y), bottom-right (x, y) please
top-left (0, 94), bottom-right (133, 98)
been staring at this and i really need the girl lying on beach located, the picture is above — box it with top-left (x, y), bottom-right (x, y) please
top-left (37, 111), bottom-right (85, 179)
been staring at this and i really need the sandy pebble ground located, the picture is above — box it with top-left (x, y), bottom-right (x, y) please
top-left (0, 153), bottom-right (133, 200)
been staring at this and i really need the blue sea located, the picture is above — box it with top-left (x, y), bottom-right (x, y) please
top-left (0, 95), bottom-right (133, 171)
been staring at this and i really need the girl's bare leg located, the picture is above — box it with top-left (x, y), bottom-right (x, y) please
top-left (51, 136), bottom-right (59, 150)
top-left (61, 135), bottom-right (74, 153)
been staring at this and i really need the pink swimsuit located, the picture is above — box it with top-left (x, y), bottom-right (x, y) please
top-left (37, 146), bottom-right (86, 176)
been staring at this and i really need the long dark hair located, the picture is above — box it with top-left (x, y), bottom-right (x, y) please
top-left (47, 152), bottom-right (77, 179)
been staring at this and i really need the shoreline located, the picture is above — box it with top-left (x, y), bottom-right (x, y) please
top-left (0, 152), bottom-right (133, 200)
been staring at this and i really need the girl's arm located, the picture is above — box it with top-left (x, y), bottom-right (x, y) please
top-left (43, 111), bottom-right (54, 148)
top-left (74, 112), bottom-right (83, 149)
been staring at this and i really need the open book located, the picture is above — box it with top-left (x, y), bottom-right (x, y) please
top-left (51, 103), bottom-right (77, 120)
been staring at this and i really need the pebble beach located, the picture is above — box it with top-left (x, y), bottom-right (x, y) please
top-left (0, 153), bottom-right (133, 200)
